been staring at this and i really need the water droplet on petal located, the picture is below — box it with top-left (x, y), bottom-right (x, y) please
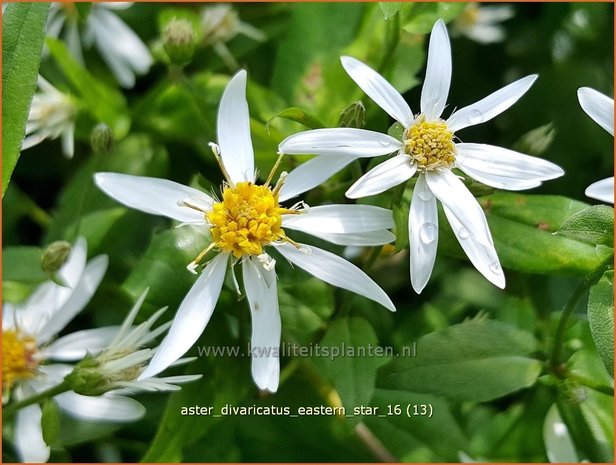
top-left (379, 138), bottom-right (393, 147)
top-left (458, 227), bottom-right (470, 240)
top-left (419, 223), bottom-right (438, 245)
top-left (468, 110), bottom-right (484, 125)
top-left (489, 260), bottom-right (501, 274)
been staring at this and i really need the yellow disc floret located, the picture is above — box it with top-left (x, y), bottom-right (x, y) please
top-left (404, 116), bottom-right (456, 170)
top-left (2, 330), bottom-right (38, 392)
top-left (207, 182), bottom-right (292, 258)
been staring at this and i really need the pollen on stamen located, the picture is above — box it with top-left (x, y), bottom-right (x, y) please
top-left (2, 330), bottom-right (39, 394)
top-left (404, 116), bottom-right (456, 171)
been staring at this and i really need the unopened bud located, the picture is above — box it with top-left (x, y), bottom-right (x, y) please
top-left (41, 241), bottom-right (71, 274)
top-left (90, 123), bottom-right (114, 155)
top-left (338, 101), bottom-right (366, 129)
top-left (163, 18), bottom-right (196, 66)
top-left (64, 358), bottom-right (108, 396)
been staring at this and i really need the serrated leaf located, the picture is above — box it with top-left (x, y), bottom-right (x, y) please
top-left (588, 270), bottom-right (614, 376)
top-left (377, 318), bottom-right (542, 402)
top-left (41, 399), bottom-right (60, 446)
top-left (46, 37), bottom-right (129, 138)
top-left (558, 205), bottom-right (614, 247)
top-left (2, 2), bottom-right (50, 195)
top-left (313, 318), bottom-right (388, 424)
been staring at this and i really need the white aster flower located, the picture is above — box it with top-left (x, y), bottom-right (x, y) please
top-left (65, 289), bottom-right (202, 396)
top-left (201, 3), bottom-right (266, 69)
top-left (1, 237), bottom-right (118, 462)
top-left (22, 76), bottom-right (77, 158)
top-left (94, 70), bottom-right (395, 393)
top-left (279, 19), bottom-right (565, 293)
top-left (577, 87), bottom-right (614, 204)
top-left (47, 2), bottom-right (152, 88)
top-left (452, 3), bottom-right (514, 44)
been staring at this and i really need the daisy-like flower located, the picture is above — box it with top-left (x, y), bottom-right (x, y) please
top-left (2, 237), bottom-right (114, 462)
top-left (201, 4), bottom-right (266, 69)
top-left (577, 87), bottom-right (614, 204)
top-left (22, 76), bottom-right (77, 159)
top-left (47, 2), bottom-right (152, 88)
top-left (279, 19), bottom-right (565, 293)
top-left (451, 2), bottom-right (514, 44)
top-left (94, 70), bottom-right (395, 393)
top-left (66, 288), bottom-right (202, 396)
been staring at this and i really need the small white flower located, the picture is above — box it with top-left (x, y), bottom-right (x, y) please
top-left (47, 2), bottom-right (152, 88)
top-left (201, 4), bottom-right (266, 69)
top-left (577, 87), bottom-right (614, 204)
top-left (22, 76), bottom-right (77, 158)
top-left (279, 19), bottom-right (565, 293)
top-left (65, 289), bottom-right (202, 396)
top-left (452, 3), bottom-right (514, 44)
top-left (2, 237), bottom-right (114, 462)
top-left (95, 70), bottom-right (395, 394)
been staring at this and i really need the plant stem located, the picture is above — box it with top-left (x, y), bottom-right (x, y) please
top-left (550, 254), bottom-right (614, 371)
top-left (3, 381), bottom-right (71, 418)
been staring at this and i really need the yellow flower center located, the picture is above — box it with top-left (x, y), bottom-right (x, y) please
top-left (458, 3), bottom-right (480, 28)
top-left (207, 182), bottom-right (293, 258)
top-left (404, 116), bottom-right (456, 170)
top-left (2, 330), bottom-right (38, 392)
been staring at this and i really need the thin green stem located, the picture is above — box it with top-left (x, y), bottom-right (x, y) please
top-left (550, 254), bottom-right (614, 371)
top-left (3, 381), bottom-right (71, 418)
top-left (71, 153), bottom-right (104, 241)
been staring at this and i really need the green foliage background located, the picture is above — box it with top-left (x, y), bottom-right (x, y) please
top-left (2, 2), bottom-right (614, 462)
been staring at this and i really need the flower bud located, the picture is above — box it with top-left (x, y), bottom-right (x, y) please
top-left (64, 357), bottom-right (108, 396)
top-left (90, 123), bottom-right (114, 155)
top-left (338, 101), bottom-right (366, 129)
top-left (41, 241), bottom-right (71, 275)
top-left (163, 18), bottom-right (196, 66)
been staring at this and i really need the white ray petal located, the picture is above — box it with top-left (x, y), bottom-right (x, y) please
top-left (279, 128), bottom-right (402, 158)
top-left (243, 258), bottom-right (281, 393)
top-left (44, 327), bottom-right (120, 361)
top-left (94, 173), bottom-right (213, 224)
top-left (55, 392), bottom-right (146, 422)
top-left (409, 174), bottom-right (439, 293)
top-left (421, 19), bottom-right (452, 120)
top-left (455, 143), bottom-right (564, 189)
top-left (316, 230), bottom-right (395, 246)
top-left (283, 204), bottom-right (393, 234)
top-left (275, 243), bottom-right (395, 312)
top-left (425, 169), bottom-right (492, 247)
top-left (217, 70), bottom-right (255, 184)
top-left (346, 155), bottom-right (416, 199)
top-left (37, 255), bottom-right (109, 343)
top-left (340, 56), bottom-right (413, 126)
top-left (138, 253), bottom-right (229, 379)
top-left (447, 75), bottom-right (538, 132)
top-left (578, 87), bottom-right (614, 136)
top-left (585, 177), bottom-right (614, 204)
top-left (543, 404), bottom-right (579, 463)
top-left (15, 405), bottom-right (49, 463)
top-left (279, 155), bottom-right (356, 202)
top-left (443, 205), bottom-right (505, 289)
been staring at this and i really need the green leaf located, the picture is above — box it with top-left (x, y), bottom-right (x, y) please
top-left (558, 205), bottom-right (614, 247)
top-left (266, 107), bottom-right (327, 132)
top-left (313, 318), bottom-right (388, 424)
top-left (2, 2), bottom-right (50, 196)
top-left (588, 270), bottom-right (614, 376)
top-left (41, 399), bottom-right (61, 446)
top-left (379, 2), bottom-right (402, 20)
top-left (367, 390), bottom-right (469, 461)
top-left (401, 3), bottom-right (466, 34)
top-left (2, 246), bottom-right (47, 284)
top-left (46, 38), bottom-right (130, 138)
top-left (377, 318), bottom-right (542, 402)
top-left (512, 122), bottom-right (556, 156)
top-left (392, 194), bottom-right (410, 252)
top-left (440, 193), bottom-right (605, 275)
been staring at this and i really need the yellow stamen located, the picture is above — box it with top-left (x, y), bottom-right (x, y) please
top-left (404, 116), bottom-right (456, 170)
top-left (207, 181), bottom-right (298, 258)
top-left (2, 330), bottom-right (38, 393)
